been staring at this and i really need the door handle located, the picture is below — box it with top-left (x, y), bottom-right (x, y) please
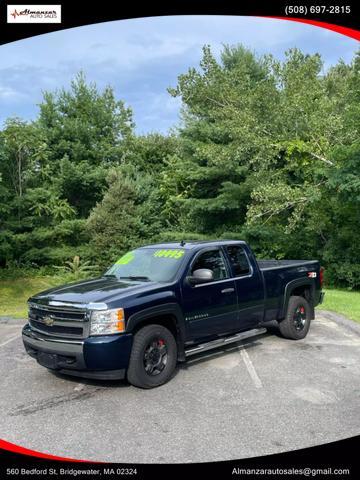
top-left (221, 288), bottom-right (235, 294)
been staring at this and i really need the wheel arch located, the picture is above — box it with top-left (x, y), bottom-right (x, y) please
top-left (126, 303), bottom-right (186, 361)
top-left (280, 278), bottom-right (315, 320)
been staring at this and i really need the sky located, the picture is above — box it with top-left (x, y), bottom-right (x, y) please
top-left (0, 16), bottom-right (358, 134)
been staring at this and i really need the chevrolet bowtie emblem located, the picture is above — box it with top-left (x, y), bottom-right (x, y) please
top-left (43, 315), bottom-right (54, 326)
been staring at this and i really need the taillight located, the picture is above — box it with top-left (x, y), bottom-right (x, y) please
top-left (320, 267), bottom-right (324, 288)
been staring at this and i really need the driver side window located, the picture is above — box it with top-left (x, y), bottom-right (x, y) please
top-left (192, 250), bottom-right (228, 281)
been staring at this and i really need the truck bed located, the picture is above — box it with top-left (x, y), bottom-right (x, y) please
top-left (257, 259), bottom-right (318, 271)
top-left (256, 259), bottom-right (321, 322)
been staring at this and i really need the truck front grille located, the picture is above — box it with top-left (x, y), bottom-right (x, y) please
top-left (29, 320), bottom-right (83, 336)
top-left (28, 303), bottom-right (88, 338)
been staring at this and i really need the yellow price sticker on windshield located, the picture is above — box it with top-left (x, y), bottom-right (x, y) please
top-left (115, 252), bottom-right (135, 265)
top-left (153, 249), bottom-right (185, 259)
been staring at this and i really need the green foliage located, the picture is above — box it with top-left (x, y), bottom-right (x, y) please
top-left (0, 73), bottom-right (134, 268)
top-left (125, 133), bottom-right (178, 172)
top-left (54, 255), bottom-right (100, 281)
top-left (54, 157), bottom-right (108, 217)
top-left (0, 49), bottom-right (359, 289)
top-left (38, 71), bottom-right (134, 166)
top-left (164, 45), bottom-right (360, 288)
top-left (86, 167), bottom-right (164, 267)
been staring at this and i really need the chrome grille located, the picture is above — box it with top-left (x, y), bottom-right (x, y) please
top-left (28, 303), bottom-right (88, 338)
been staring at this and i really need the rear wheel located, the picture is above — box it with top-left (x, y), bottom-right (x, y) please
top-left (127, 324), bottom-right (177, 388)
top-left (278, 295), bottom-right (311, 340)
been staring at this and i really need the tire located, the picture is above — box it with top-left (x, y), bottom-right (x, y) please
top-left (127, 324), bottom-right (177, 389)
top-left (278, 295), bottom-right (311, 340)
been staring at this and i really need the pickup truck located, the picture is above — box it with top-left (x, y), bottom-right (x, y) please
top-left (23, 240), bottom-right (324, 388)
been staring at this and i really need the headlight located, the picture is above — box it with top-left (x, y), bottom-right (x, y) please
top-left (90, 308), bottom-right (125, 336)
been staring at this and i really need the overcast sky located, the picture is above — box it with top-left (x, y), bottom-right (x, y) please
top-left (0, 16), bottom-right (358, 134)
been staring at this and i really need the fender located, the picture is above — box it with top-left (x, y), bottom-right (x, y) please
top-left (280, 278), bottom-right (315, 319)
top-left (126, 303), bottom-right (186, 361)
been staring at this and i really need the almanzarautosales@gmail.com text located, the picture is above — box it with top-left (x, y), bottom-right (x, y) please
top-left (7, 4), bottom-right (61, 23)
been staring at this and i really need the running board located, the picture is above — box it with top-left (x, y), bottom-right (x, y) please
top-left (185, 328), bottom-right (267, 358)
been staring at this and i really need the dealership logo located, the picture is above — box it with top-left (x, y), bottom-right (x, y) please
top-left (7, 5), bottom-right (61, 23)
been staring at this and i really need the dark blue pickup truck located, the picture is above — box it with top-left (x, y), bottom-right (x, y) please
top-left (23, 240), bottom-right (324, 388)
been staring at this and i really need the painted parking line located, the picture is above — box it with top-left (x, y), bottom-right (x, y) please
top-left (0, 334), bottom-right (21, 348)
top-left (239, 346), bottom-right (263, 388)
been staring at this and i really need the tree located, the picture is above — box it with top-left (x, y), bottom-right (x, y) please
top-left (0, 74), bottom-right (136, 267)
top-left (165, 45), bottom-right (279, 233)
top-left (0, 118), bottom-right (48, 209)
top-left (38, 72), bottom-right (135, 216)
top-left (164, 45), bottom-right (360, 286)
top-left (39, 71), bottom-right (134, 166)
top-left (86, 167), bottom-right (164, 266)
top-left (0, 49), bottom-right (359, 289)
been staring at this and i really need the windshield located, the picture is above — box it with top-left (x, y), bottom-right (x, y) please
top-left (104, 248), bottom-right (186, 283)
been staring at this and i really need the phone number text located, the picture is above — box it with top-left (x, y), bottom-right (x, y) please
top-left (285, 5), bottom-right (351, 15)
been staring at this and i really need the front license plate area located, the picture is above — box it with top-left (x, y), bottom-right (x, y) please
top-left (37, 352), bottom-right (59, 369)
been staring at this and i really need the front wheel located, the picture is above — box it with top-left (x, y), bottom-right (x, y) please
top-left (278, 295), bottom-right (311, 340)
top-left (127, 324), bottom-right (177, 388)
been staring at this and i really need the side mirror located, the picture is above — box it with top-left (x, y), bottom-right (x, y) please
top-left (187, 268), bottom-right (214, 285)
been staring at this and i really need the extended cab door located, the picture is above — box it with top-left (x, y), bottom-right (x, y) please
top-left (224, 244), bottom-right (265, 330)
top-left (181, 248), bottom-right (239, 341)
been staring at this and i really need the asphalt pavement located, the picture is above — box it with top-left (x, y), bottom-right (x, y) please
top-left (0, 313), bottom-right (359, 463)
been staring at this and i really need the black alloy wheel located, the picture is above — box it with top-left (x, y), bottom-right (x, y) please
top-left (143, 337), bottom-right (168, 376)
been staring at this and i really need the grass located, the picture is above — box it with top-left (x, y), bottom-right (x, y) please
top-left (0, 277), bottom-right (359, 323)
top-left (318, 288), bottom-right (360, 323)
top-left (0, 276), bottom-right (63, 318)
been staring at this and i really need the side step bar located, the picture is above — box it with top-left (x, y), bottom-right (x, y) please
top-left (185, 327), bottom-right (267, 358)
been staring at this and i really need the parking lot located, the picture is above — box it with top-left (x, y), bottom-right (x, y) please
top-left (0, 312), bottom-right (359, 463)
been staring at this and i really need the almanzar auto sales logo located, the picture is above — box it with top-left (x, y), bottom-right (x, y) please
top-left (7, 4), bottom-right (61, 23)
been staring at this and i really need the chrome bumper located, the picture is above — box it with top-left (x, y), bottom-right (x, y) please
top-left (22, 323), bottom-right (86, 369)
top-left (22, 324), bottom-right (129, 380)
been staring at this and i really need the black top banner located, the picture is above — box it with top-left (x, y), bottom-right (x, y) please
top-left (0, 0), bottom-right (359, 45)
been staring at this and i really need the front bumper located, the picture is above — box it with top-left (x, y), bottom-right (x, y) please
top-left (22, 324), bottom-right (133, 380)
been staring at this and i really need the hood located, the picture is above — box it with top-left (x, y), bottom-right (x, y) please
top-left (30, 276), bottom-right (162, 306)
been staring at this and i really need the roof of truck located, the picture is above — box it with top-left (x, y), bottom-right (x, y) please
top-left (141, 240), bottom-right (246, 250)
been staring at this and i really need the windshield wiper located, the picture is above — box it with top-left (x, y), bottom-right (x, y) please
top-left (118, 275), bottom-right (151, 282)
top-left (102, 274), bottom-right (117, 278)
